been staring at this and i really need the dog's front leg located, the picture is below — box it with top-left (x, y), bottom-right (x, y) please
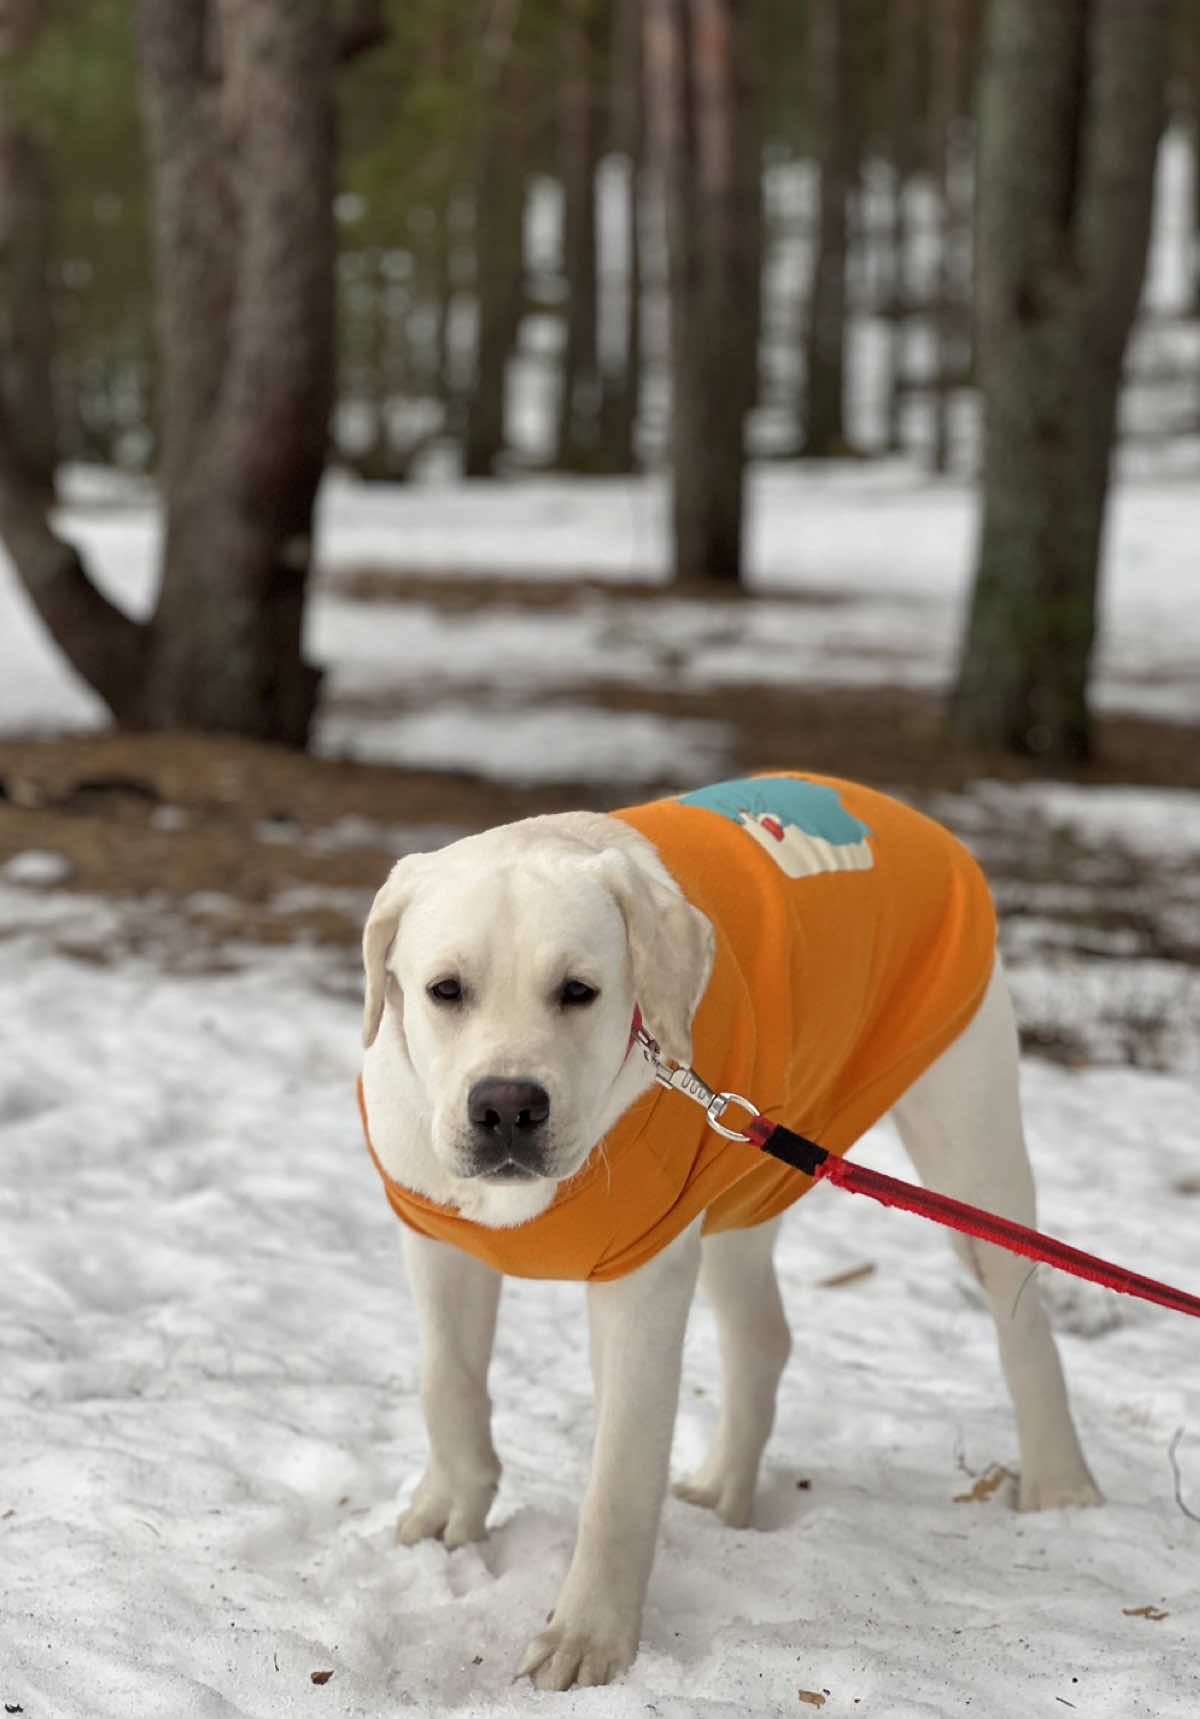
top-left (519, 1219), bottom-right (702, 1691)
top-left (396, 1229), bottom-right (503, 1549)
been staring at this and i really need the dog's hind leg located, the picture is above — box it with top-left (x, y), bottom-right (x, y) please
top-left (674, 1216), bottom-right (791, 1527)
top-left (890, 959), bottom-right (1102, 1511)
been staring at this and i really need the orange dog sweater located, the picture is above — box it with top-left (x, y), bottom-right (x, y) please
top-left (360, 774), bottom-right (997, 1282)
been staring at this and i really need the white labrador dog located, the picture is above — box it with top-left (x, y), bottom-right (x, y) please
top-left (359, 793), bottom-right (1100, 1691)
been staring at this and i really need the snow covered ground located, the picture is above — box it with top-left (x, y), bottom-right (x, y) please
top-left (1, 877), bottom-right (1198, 1719)
top-left (2, 446), bottom-right (1199, 1717)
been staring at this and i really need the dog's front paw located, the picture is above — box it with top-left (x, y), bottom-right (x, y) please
top-left (517, 1614), bottom-right (638, 1691)
top-left (395, 1469), bottom-right (497, 1550)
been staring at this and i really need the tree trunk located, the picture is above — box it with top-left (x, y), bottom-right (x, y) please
top-left (647, 0), bottom-right (761, 585)
top-left (136, 0), bottom-right (335, 744)
top-left (883, 0), bottom-right (918, 454)
top-left (0, 123), bottom-right (56, 500)
top-left (554, 0), bottom-right (604, 470)
top-left (0, 0), bottom-right (149, 714)
top-left (1190, 15), bottom-right (1200, 319)
top-left (800, 0), bottom-right (858, 457)
top-left (949, 0), bottom-right (1169, 761)
top-left (596, 0), bottom-right (644, 472)
top-left (926, 0), bottom-right (971, 474)
top-left (462, 0), bottom-right (528, 478)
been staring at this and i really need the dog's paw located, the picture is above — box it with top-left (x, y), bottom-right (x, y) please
top-left (395, 1471), bottom-right (496, 1550)
top-left (667, 1457), bottom-right (753, 1526)
top-left (517, 1617), bottom-right (637, 1691)
top-left (1017, 1470), bottom-right (1104, 1512)
top-left (673, 1464), bottom-right (755, 1528)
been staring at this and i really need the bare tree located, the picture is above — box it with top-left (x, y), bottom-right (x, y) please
top-left (949, 0), bottom-right (1169, 760)
top-left (646, 0), bottom-right (762, 584)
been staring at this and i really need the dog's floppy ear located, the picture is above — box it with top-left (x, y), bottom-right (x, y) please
top-left (596, 848), bottom-right (715, 1065)
top-left (362, 855), bottom-right (426, 1049)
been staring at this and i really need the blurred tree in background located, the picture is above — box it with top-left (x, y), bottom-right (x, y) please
top-left (0, 0), bottom-right (1191, 751)
top-left (951, 0), bottom-right (1170, 762)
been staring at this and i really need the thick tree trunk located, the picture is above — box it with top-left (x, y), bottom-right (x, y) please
top-left (136, 0), bottom-right (335, 744)
top-left (949, 0), bottom-right (1169, 761)
top-left (647, 0), bottom-right (761, 584)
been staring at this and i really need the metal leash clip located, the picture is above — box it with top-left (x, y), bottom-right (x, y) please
top-left (633, 1023), bottom-right (761, 1143)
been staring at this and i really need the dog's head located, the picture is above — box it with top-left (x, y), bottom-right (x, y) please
top-left (362, 814), bottom-right (714, 1198)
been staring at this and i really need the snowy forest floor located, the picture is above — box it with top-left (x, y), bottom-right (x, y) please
top-left (3, 466), bottom-right (1200, 1719)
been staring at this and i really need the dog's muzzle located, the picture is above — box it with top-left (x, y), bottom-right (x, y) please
top-left (465, 1077), bottom-right (552, 1179)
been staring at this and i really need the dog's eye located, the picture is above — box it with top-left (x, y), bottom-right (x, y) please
top-left (560, 979), bottom-right (598, 1007)
top-left (427, 977), bottom-right (463, 1004)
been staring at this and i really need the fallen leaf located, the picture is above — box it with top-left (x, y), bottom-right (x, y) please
top-left (953, 1463), bottom-right (1015, 1504)
top-left (1123, 1606), bottom-right (1168, 1621)
top-left (311, 1669), bottom-right (334, 1684)
top-left (798, 1692), bottom-right (827, 1708)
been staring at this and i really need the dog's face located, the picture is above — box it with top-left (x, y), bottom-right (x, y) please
top-left (362, 816), bottom-right (714, 1202)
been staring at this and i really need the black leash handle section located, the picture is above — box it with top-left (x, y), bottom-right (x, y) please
top-left (747, 1117), bottom-right (829, 1178)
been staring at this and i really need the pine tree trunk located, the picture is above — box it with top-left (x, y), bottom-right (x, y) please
top-left (648, 0), bottom-right (761, 584)
top-left (800, 0), bottom-right (857, 457)
top-left (949, 0), bottom-right (1168, 761)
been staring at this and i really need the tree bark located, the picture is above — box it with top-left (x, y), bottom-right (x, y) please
top-left (800, 0), bottom-right (857, 457)
top-left (135, 0), bottom-right (335, 743)
top-left (949, 0), bottom-right (1169, 761)
top-left (647, 0), bottom-right (761, 584)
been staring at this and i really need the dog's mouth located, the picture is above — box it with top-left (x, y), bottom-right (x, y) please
top-left (476, 1158), bottom-right (542, 1183)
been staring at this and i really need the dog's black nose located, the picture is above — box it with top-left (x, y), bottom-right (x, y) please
top-left (467, 1079), bottom-right (551, 1156)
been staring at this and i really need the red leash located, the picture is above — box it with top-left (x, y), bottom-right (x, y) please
top-left (631, 1012), bottom-right (1200, 1321)
top-left (746, 1115), bottom-right (1200, 1322)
